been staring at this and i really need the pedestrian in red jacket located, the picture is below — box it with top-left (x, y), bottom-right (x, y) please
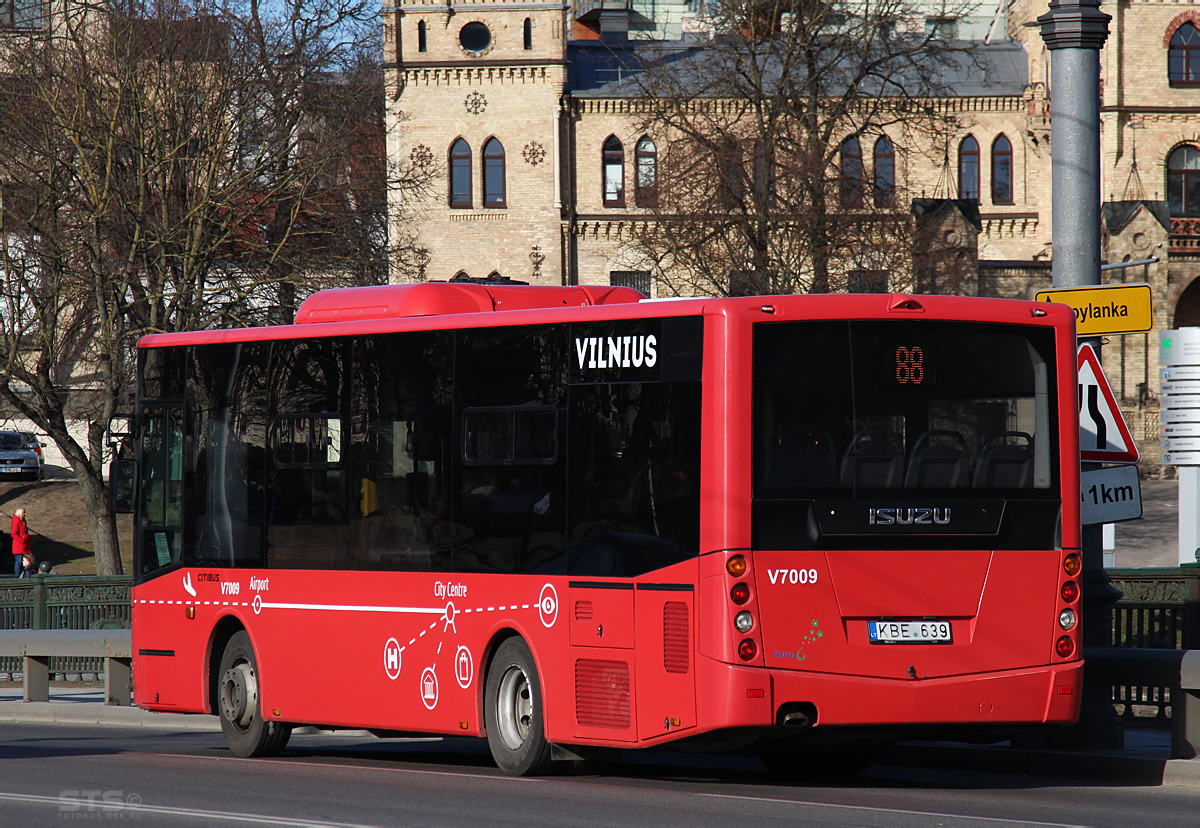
top-left (12, 508), bottom-right (32, 578)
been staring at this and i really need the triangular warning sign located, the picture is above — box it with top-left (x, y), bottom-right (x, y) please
top-left (1078, 344), bottom-right (1139, 463)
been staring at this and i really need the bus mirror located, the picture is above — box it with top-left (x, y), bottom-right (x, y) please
top-left (110, 459), bottom-right (136, 514)
top-left (107, 414), bottom-right (133, 448)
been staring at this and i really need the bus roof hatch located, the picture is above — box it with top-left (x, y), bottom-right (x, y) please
top-left (294, 283), bottom-right (645, 324)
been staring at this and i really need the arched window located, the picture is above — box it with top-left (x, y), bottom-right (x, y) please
top-left (635, 137), bottom-right (657, 207)
top-left (840, 137), bottom-right (863, 208)
top-left (523, 18), bottom-right (532, 50)
top-left (449, 138), bottom-right (471, 208)
top-left (873, 136), bottom-right (894, 208)
top-left (991, 134), bottom-right (1013, 204)
top-left (958, 136), bottom-right (979, 200)
top-left (482, 137), bottom-right (505, 208)
top-left (1170, 23), bottom-right (1200, 86)
top-left (603, 136), bottom-right (625, 207)
top-left (1168, 145), bottom-right (1200, 216)
top-left (418, 20), bottom-right (427, 53)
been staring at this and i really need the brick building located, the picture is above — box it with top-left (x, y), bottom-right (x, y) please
top-left (383, 0), bottom-right (1200, 469)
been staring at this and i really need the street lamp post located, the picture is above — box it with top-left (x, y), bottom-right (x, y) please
top-left (1038, 0), bottom-right (1124, 749)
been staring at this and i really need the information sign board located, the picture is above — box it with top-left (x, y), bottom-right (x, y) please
top-left (1035, 283), bottom-right (1153, 336)
top-left (1161, 330), bottom-right (1200, 464)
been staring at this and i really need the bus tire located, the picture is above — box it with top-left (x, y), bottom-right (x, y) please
top-left (484, 637), bottom-right (552, 776)
top-left (217, 631), bottom-right (292, 758)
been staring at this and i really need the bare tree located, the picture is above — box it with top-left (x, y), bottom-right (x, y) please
top-left (624, 0), bottom-right (980, 297)
top-left (0, 0), bottom-right (427, 574)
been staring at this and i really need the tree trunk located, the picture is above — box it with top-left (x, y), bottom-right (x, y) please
top-left (76, 465), bottom-right (123, 576)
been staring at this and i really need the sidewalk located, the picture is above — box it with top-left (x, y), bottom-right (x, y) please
top-left (3, 684), bottom-right (1200, 786)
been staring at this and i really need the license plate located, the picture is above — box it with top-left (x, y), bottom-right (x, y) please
top-left (0, 467), bottom-right (22, 473)
top-left (868, 620), bottom-right (952, 644)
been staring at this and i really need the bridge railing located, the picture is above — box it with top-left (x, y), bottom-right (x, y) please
top-left (1107, 567), bottom-right (1200, 720)
top-left (0, 629), bottom-right (131, 705)
top-left (0, 575), bottom-right (132, 677)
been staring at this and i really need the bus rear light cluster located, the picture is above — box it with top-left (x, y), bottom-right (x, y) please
top-left (1056, 636), bottom-right (1074, 658)
top-left (1058, 608), bottom-right (1076, 631)
top-left (726, 554), bottom-right (760, 663)
top-left (1061, 581), bottom-right (1079, 603)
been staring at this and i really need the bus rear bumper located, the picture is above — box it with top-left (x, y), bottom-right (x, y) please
top-left (698, 658), bottom-right (1083, 730)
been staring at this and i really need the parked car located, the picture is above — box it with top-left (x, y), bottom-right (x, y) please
top-left (0, 431), bottom-right (42, 480)
top-left (18, 432), bottom-right (44, 479)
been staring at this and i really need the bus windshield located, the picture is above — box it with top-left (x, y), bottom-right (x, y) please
top-left (754, 319), bottom-right (1058, 499)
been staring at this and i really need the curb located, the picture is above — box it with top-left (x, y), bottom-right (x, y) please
top-left (0, 701), bottom-right (220, 731)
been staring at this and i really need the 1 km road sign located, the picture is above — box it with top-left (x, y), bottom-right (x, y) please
top-left (1081, 465), bottom-right (1142, 525)
top-left (1035, 283), bottom-right (1153, 336)
top-left (1077, 344), bottom-right (1139, 463)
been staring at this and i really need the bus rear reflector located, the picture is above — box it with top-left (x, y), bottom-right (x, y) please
top-left (1057, 686), bottom-right (1074, 695)
top-left (747, 689), bottom-right (764, 699)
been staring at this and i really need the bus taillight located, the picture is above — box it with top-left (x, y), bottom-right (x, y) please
top-left (1055, 636), bottom-right (1074, 658)
top-left (1061, 581), bottom-right (1079, 603)
top-left (1058, 609), bottom-right (1076, 631)
top-left (1063, 553), bottom-right (1081, 576)
top-left (727, 555), bottom-right (747, 577)
top-left (738, 639), bottom-right (758, 660)
top-left (734, 611), bottom-right (754, 633)
top-left (730, 583), bottom-right (750, 605)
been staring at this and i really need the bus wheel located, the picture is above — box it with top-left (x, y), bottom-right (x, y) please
top-left (217, 631), bottom-right (292, 758)
top-left (485, 637), bottom-right (552, 776)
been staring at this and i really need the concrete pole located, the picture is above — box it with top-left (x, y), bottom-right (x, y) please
top-left (1039, 0), bottom-right (1123, 749)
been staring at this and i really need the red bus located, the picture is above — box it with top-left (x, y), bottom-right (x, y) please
top-left (125, 283), bottom-right (1083, 776)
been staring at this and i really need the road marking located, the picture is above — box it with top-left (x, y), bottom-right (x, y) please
top-left (696, 792), bottom-right (1086, 826)
top-left (0, 792), bottom-right (379, 827)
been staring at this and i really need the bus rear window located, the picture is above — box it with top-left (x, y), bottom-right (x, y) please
top-left (754, 320), bottom-right (1058, 496)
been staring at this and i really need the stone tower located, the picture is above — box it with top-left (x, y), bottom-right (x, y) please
top-left (384, 0), bottom-right (569, 284)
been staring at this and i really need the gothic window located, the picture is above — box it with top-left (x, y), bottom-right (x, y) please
top-left (1170, 23), bottom-right (1200, 86)
top-left (992, 134), bottom-right (1013, 204)
top-left (603, 136), bottom-right (625, 207)
top-left (1168, 145), bottom-right (1200, 216)
top-left (523, 18), bottom-right (532, 50)
top-left (418, 20), bottom-right (427, 52)
top-left (635, 137), bottom-right (658, 207)
top-left (840, 137), bottom-right (863, 209)
top-left (483, 137), bottom-right (506, 208)
top-left (449, 138), bottom-right (471, 208)
top-left (959, 136), bottom-right (979, 201)
top-left (873, 136), bottom-right (895, 208)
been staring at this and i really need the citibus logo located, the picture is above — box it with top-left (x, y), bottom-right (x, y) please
top-left (574, 335), bottom-right (657, 370)
top-left (867, 507), bottom-right (951, 526)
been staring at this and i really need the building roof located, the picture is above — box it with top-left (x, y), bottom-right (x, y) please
top-left (1104, 200), bottom-right (1172, 235)
top-left (567, 37), bottom-right (1028, 98)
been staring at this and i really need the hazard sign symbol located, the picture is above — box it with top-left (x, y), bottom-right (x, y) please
top-left (1078, 344), bottom-right (1139, 463)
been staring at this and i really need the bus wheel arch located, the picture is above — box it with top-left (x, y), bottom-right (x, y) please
top-left (483, 634), bottom-right (552, 776)
top-left (214, 629), bottom-right (292, 757)
top-left (206, 616), bottom-right (246, 716)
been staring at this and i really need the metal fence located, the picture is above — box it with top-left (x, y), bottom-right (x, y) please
top-left (0, 575), bottom-right (132, 676)
top-left (1107, 567), bottom-right (1200, 721)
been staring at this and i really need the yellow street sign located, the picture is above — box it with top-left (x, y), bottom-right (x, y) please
top-left (1034, 283), bottom-right (1153, 336)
